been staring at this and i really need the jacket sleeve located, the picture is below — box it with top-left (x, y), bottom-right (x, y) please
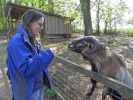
top-left (39, 48), bottom-right (54, 67)
top-left (40, 49), bottom-right (54, 89)
top-left (7, 44), bottom-right (54, 78)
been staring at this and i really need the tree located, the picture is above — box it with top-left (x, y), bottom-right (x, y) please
top-left (80, 0), bottom-right (93, 36)
top-left (0, 0), bottom-right (7, 34)
top-left (113, 0), bottom-right (127, 30)
top-left (48, 0), bottom-right (54, 13)
top-left (128, 17), bottom-right (133, 25)
top-left (95, 0), bottom-right (103, 34)
top-left (100, 0), bottom-right (127, 33)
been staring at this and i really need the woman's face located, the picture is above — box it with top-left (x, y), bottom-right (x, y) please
top-left (30, 17), bottom-right (44, 36)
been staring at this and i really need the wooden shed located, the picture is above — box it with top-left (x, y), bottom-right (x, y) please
top-left (5, 2), bottom-right (74, 38)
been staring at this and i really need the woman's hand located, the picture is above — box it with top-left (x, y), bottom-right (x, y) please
top-left (50, 47), bottom-right (56, 54)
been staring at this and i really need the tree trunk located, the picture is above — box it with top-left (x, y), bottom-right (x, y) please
top-left (0, 0), bottom-right (2, 16)
top-left (0, 0), bottom-right (7, 33)
top-left (114, 21), bottom-right (117, 31)
top-left (109, 20), bottom-right (112, 32)
top-left (48, 0), bottom-right (54, 13)
top-left (104, 20), bottom-right (107, 33)
top-left (80, 0), bottom-right (93, 36)
top-left (96, 0), bottom-right (100, 35)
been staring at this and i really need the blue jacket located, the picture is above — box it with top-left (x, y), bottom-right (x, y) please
top-left (6, 23), bottom-right (54, 100)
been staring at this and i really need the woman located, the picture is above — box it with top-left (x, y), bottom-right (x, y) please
top-left (6, 9), bottom-right (55, 100)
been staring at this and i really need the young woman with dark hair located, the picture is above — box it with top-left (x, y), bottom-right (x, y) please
top-left (6, 9), bottom-right (55, 100)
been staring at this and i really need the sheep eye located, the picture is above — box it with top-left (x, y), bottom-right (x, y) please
top-left (77, 43), bottom-right (82, 47)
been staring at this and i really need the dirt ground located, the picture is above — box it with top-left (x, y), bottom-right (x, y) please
top-left (0, 39), bottom-right (9, 100)
top-left (0, 35), bottom-right (133, 100)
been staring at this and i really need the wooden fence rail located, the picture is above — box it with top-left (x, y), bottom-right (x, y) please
top-left (50, 56), bottom-right (133, 100)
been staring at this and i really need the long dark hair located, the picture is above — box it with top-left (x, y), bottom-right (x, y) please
top-left (22, 9), bottom-right (44, 33)
top-left (22, 9), bottom-right (44, 44)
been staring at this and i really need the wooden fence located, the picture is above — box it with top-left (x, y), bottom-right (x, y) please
top-left (49, 56), bottom-right (133, 100)
top-left (1, 44), bottom-right (133, 100)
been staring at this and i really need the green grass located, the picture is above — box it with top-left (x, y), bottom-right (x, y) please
top-left (92, 28), bottom-right (133, 36)
top-left (126, 28), bottom-right (133, 36)
top-left (114, 28), bottom-right (133, 36)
